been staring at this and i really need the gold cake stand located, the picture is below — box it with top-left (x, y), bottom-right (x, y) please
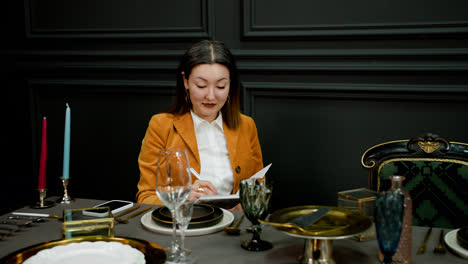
top-left (266, 205), bottom-right (372, 264)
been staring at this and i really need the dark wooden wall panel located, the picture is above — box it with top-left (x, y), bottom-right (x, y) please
top-left (30, 80), bottom-right (175, 202)
top-left (245, 82), bottom-right (468, 209)
top-left (3, 0), bottom-right (468, 214)
top-left (243, 0), bottom-right (468, 38)
top-left (25, 0), bottom-right (213, 38)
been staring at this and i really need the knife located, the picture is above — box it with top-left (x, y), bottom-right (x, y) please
top-left (289, 208), bottom-right (331, 228)
top-left (12, 212), bottom-right (62, 220)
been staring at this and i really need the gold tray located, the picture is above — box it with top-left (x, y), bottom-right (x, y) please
top-left (268, 205), bottom-right (372, 239)
top-left (0, 236), bottom-right (166, 264)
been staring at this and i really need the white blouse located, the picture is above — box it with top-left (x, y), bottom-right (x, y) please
top-left (190, 111), bottom-right (234, 195)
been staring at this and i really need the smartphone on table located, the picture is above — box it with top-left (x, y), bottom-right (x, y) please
top-left (82, 200), bottom-right (134, 217)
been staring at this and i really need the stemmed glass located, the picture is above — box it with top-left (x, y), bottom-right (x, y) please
top-left (374, 190), bottom-right (405, 264)
top-left (175, 199), bottom-right (195, 264)
top-left (239, 178), bottom-right (273, 251)
top-left (155, 147), bottom-right (192, 263)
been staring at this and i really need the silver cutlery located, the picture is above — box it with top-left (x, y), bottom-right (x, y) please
top-left (12, 212), bottom-right (63, 220)
top-left (0, 219), bottom-right (34, 228)
top-left (8, 216), bottom-right (46, 223)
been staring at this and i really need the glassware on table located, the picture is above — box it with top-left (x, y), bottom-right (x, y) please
top-left (239, 178), bottom-right (273, 251)
top-left (155, 147), bottom-right (192, 262)
top-left (378, 176), bottom-right (412, 264)
top-left (374, 186), bottom-right (405, 264)
top-left (174, 199), bottom-right (196, 264)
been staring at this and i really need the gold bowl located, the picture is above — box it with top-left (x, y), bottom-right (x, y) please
top-left (268, 205), bottom-right (372, 239)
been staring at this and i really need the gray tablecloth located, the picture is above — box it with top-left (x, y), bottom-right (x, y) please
top-left (0, 198), bottom-right (466, 263)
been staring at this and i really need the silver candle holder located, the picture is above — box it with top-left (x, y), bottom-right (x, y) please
top-left (58, 177), bottom-right (73, 204)
top-left (31, 189), bottom-right (55, 208)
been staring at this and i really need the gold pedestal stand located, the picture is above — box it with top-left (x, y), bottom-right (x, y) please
top-left (267, 205), bottom-right (373, 264)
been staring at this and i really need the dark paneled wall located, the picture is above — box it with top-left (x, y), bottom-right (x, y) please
top-left (3, 0), bottom-right (468, 214)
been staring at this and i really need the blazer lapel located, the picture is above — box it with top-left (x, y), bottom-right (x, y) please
top-left (173, 112), bottom-right (200, 163)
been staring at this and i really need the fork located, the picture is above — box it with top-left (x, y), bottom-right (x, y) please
top-left (417, 227), bottom-right (432, 254)
top-left (433, 229), bottom-right (446, 255)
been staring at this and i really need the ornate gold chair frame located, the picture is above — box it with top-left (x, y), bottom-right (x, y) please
top-left (361, 133), bottom-right (468, 228)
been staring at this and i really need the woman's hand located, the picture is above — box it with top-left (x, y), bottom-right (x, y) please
top-left (189, 180), bottom-right (217, 200)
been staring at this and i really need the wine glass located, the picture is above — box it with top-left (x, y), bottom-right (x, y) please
top-left (155, 147), bottom-right (192, 262)
top-left (374, 190), bottom-right (405, 264)
top-left (175, 199), bottom-right (196, 264)
top-left (239, 178), bottom-right (273, 251)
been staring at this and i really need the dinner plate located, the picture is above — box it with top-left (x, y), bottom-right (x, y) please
top-left (445, 229), bottom-right (468, 259)
top-left (0, 236), bottom-right (166, 264)
top-left (141, 208), bottom-right (234, 236)
top-left (23, 241), bottom-right (144, 264)
top-left (152, 205), bottom-right (223, 229)
top-left (457, 226), bottom-right (468, 250)
top-left (157, 204), bottom-right (215, 222)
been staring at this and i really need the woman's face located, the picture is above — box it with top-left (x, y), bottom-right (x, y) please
top-left (183, 63), bottom-right (230, 122)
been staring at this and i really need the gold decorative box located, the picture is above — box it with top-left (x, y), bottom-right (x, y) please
top-left (62, 207), bottom-right (114, 239)
top-left (337, 188), bottom-right (377, 241)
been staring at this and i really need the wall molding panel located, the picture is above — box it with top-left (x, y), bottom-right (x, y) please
top-left (242, 0), bottom-right (468, 39)
top-left (243, 82), bottom-right (468, 116)
top-left (235, 48), bottom-right (468, 71)
top-left (24, 0), bottom-right (214, 39)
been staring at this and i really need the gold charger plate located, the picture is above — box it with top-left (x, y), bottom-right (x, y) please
top-left (268, 205), bottom-right (372, 239)
top-left (0, 236), bottom-right (166, 264)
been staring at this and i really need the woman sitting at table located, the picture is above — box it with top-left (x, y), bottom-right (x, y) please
top-left (136, 40), bottom-right (264, 210)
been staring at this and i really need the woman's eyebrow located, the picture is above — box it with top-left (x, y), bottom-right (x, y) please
top-left (194, 76), bottom-right (228, 82)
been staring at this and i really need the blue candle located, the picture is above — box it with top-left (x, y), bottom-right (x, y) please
top-left (62, 103), bottom-right (71, 179)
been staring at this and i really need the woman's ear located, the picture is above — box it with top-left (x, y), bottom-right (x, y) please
top-left (182, 71), bottom-right (188, 89)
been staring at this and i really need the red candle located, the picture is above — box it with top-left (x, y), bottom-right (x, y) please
top-left (38, 117), bottom-right (47, 190)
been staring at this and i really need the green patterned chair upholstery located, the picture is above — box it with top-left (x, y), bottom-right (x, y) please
top-left (361, 133), bottom-right (468, 228)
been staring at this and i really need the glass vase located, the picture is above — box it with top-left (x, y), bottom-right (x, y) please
top-left (378, 176), bottom-right (412, 264)
top-left (391, 176), bottom-right (412, 264)
top-left (375, 186), bottom-right (405, 264)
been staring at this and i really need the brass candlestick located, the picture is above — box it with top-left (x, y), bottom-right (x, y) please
top-left (58, 177), bottom-right (73, 204)
top-left (31, 189), bottom-right (55, 208)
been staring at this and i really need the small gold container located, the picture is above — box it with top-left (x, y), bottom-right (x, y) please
top-left (337, 188), bottom-right (377, 241)
top-left (62, 207), bottom-right (114, 239)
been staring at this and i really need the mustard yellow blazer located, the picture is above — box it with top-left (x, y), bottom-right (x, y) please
top-left (136, 112), bottom-right (264, 205)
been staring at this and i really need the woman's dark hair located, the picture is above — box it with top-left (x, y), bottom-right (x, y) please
top-left (165, 40), bottom-right (241, 128)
